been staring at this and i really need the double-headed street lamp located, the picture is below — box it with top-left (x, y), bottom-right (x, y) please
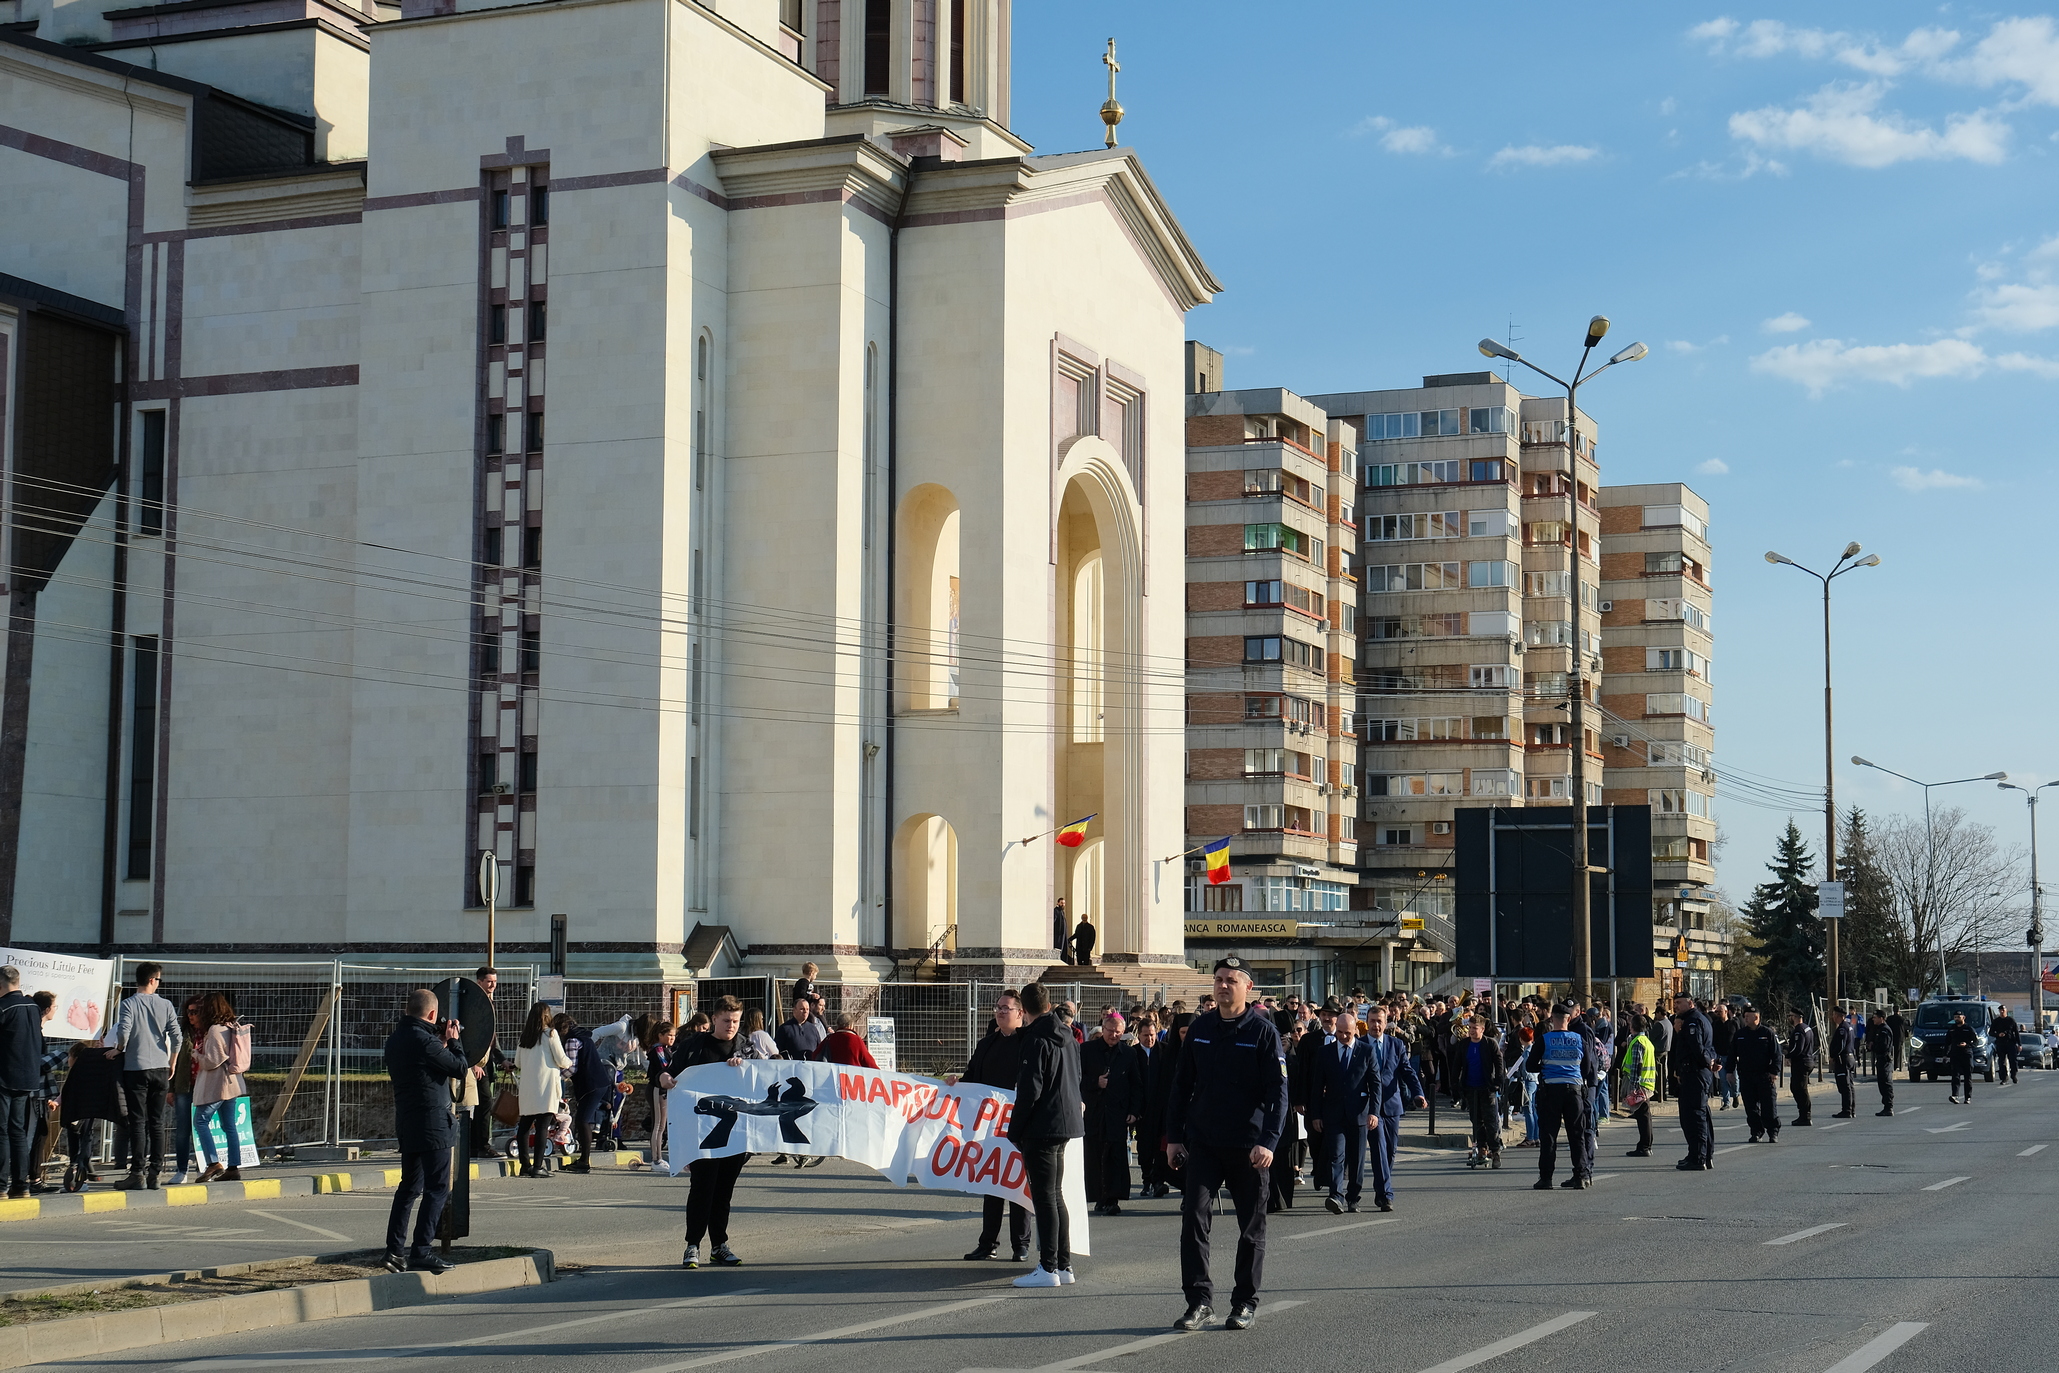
top-left (1851, 758), bottom-right (2006, 993)
top-left (1999, 779), bottom-right (2059, 1028)
top-left (1766, 544), bottom-right (1880, 1009)
top-left (1480, 318), bottom-right (1647, 1002)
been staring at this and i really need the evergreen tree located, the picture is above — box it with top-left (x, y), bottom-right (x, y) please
top-left (1744, 820), bottom-right (1824, 1016)
top-left (1837, 809), bottom-right (1903, 1004)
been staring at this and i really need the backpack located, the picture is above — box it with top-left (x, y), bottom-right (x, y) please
top-left (228, 1021), bottom-right (253, 1074)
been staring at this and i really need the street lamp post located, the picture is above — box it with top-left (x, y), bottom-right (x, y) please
top-left (1766, 546), bottom-right (1880, 1008)
top-left (1851, 758), bottom-right (2006, 995)
top-left (1480, 320), bottom-right (1647, 1002)
top-left (1999, 780), bottom-right (2059, 1028)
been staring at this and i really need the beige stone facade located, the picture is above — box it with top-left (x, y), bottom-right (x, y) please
top-left (0, 0), bottom-right (1216, 982)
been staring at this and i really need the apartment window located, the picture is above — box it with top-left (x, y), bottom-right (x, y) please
top-left (1283, 638), bottom-right (1323, 671)
top-left (1338, 709), bottom-right (1356, 736)
top-left (477, 751), bottom-right (498, 795)
top-left (1284, 695), bottom-right (1324, 726)
top-left (1526, 776), bottom-right (1571, 800)
top-left (487, 414), bottom-right (505, 455)
top-left (1337, 500), bottom-right (1354, 526)
top-left (1473, 715), bottom-right (1508, 738)
top-left (1366, 718), bottom-right (1415, 741)
top-left (864, 0), bottom-right (891, 94)
top-left (492, 189), bottom-right (510, 229)
top-left (1525, 570), bottom-right (1570, 598)
top-left (1244, 804), bottom-right (1285, 831)
top-left (1364, 510), bottom-right (1462, 542)
top-left (1647, 647), bottom-right (1708, 675)
top-left (527, 301), bottom-right (546, 343)
top-left (518, 751), bottom-right (538, 793)
top-left (1652, 741), bottom-right (1712, 769)
top-left (1369, 772), bottom-right (1461, 797)
top-left (1284, 805), bottom-right (1315, 833)
top-left (1526, 619), bottom-right (1574, 647)
top-left (1581, 581), bottom-right (1600, 610)
top-left (1643, 505), bottom-right (1708, 541)
top-left (490, 304), bottom-right (507, 344)
top-left (1645, 551), bottom-right (1684, 575)
top-left (1365, 613), bottom-right (1465, 640)
top-left (520, 628), bottom-right (541, 674)
top-left (1246, 468), bottom-right (1321, 506)
top-left (1338, 604), bottom-right (1357, 634)
top-left (1245, 579), bottom-right (1282, 606)
top-left (1526, 671), bottom-right (1570, 698)
top-left (522, 526), bottom-right (541, 569)
top-left (1654, 836), bottom-right (1692, 861)
top-left (1244, 748), bottom-right (1287, 775)
top-left (1364, 411), bottom-right (1420, 441)
top-left (479, 627), bottom-right (501, 677)
top-left (1244, 694), bottom-right (1281, 719)
top-left (483, 527), bottom-right (503, 568)
top-left (1650, 598), bottom-right (1712, 631)
top-left (524, 411), bottom-right (545, 452)
top-left (1244, 636), bottom-right (1282, 663)
top-left (1466, 508), bottom-right (1516, 538)
top-left (514, 864), bottom-right (535, 906)
top-left (1645, 693), bottom-right (1709, 721)
top-left (689, 755), bottom-right (701, 838)
top-left (138, 410), bottom-right (166, 536)
top-left (1380, 827), bottom-right (1416, 847)
top-left (1471, 459), bottom-right (1507, 483)
top-left (1529, 723), bottom-right (1570, 745)
top-left (1243, 523), bottom-right (1320, 562)
top-left (1337, 762), bottom-right (1356, 788)
top-left (1468, 664), bottom-right (1513, 689)
top-left (1366, 561), bottom-right (1460, 593)
top-left (1471, 768), bottom-right (1519, 797)
top-left (780, 0), bottom-right (804, 30)
top-left (1340, 816), bottom-right (1357, 842)
top-left (1365, 459), bottom-right (1462, 487)
top-left (1468, 406), bottom-right (1515, 434)
top-left (1467, 560), bottom-right (1517, 588)
top-left (125, 637), bottom-right (159, 880)
top-left (1526, 520), bottom-right (1568, 545)
top-left (532, 186), bottom-right (549, 225)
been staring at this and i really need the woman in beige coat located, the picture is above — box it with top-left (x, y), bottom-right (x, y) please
top-left (191, 992), bottom-right (247, 1182)
top-left (514, 1002), bottom-right (571, 1178)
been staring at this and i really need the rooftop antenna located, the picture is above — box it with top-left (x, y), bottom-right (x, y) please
top-left (1101, 38), bottom-right (1124, 148)
top-left (1502, 316), bottom-right (1523, 384)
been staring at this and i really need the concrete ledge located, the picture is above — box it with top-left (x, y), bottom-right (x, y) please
top-left (0, 1250), bottom-right (554, 1370)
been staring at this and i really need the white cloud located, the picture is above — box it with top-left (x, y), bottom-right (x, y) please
top-left (1666, 335), bottom-right (1730, 354)
top-left (1891, 465), bottom-right (1983, 491)
top-left (1696, 458), bottom-right (1732, 475)
top-left (1689, 17), bottom-right (1962, 73)
top-left (1762, 311), bottom-right (1811, 333)
top-left (1352, 116), bottom-right (1451, 155)
top-left (1752, 337), bottom-right (2059, 394)
top-left (1969, 282), bottom-right (2059, 333)
top-left (1487, 143), bottom-right (1601, 169)
top-left (1935, 16), bottom-right (2059, 107)
top-left (1750, 337), bottom-right (1989, 394)
top-left (1659, 96), bottom-right (1678, 116)
top-left (1728, 82), bottom-right (2009, 167)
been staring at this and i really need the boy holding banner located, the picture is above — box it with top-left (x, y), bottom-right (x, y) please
top-left (660, 996), bottom-right (750, 1270)
top-left (1008, 982), bottom-right (1082, 1288)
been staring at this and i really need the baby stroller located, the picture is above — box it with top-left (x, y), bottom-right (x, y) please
top-left (57, 1047), bottom-right (128, 1193)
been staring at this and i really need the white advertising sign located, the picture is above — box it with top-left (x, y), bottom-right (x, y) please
top-left (0, 945), bottom-right (117, 1040)
top-left (865, 1016), bottom-right (897, 1073)
top-left (668, 1061), bottom-right (1090, 1254)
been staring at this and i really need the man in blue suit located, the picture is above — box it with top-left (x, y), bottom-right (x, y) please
top-left (1363, 1006), bottom-right (1426, 1212)
top-left (1309, 1007), bottom-right (1373, 1213)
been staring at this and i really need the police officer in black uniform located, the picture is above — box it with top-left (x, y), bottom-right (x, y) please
top-left (1865, 1010), bottom-right (1896, 1116)
top-left (1671, 992), bottom-right (1718, 1171)
top-left (1826, 1005), bottom-right (1859, 1119)
top-left (1730, 1005), bottom-right (1784, 1143)
top-left (1164, 957), bottom-right (1289, 1334)
top-left (1991, 1006), bottom-right (2021, 1085)
top-left (1785, 1009), bottom-right (1818, 1126)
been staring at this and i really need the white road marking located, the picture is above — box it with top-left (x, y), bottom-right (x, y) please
top-left (1924, 1121), bottom-right (1971, 1134)
top-left (2019, 1145), bottom-right (2048, 1156)
top-left (994, 1300), bottom-right (1307, 1373)
top-left (1821, 1121), bottom-right (1851, 1130)
top-left (246, 1209), bottom-right (353, 1242)
top-left (1713, 1143), bottom-right (1756, 1155)
top-left (1765, 1222), bottom-right (1847, 1246)
top-left (1921, 1176), bottom-right (1971, 1191)
top-left (1899, 1106), bottom-right (1922, 1113)
top-left (1284, 1218), bottom-right (1397, 1239)
top-left (628, 1296), bottom-right (1011, 1373)
top-left (1412, 1311), bottom-right (1598, 1373)
top-left (1822, 1322), bottom-right (1929, 1372)
top-left (171, 1288), bottom-right (766, 1370)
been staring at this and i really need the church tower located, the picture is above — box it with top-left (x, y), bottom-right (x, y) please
top-left (794, 0), bottom-right (1021, 159)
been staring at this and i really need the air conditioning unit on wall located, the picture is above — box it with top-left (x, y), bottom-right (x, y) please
top-left (1432, 821), bottom-right (1452, 835)
top-left (1600, 600), bottom-right (1613, 612)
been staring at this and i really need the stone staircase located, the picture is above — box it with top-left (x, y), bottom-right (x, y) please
top-left (1030, 962), bottom-right (1219, 1011)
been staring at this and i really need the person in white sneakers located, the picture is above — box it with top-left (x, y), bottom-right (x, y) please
top-left (1009, 981), bottom-right (1082, 1288)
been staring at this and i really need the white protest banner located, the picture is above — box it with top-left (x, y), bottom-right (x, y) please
top-left (668, 1060), bottom-right (1090, 1254)
top-left (0, 945), bottom-right (116, 1040)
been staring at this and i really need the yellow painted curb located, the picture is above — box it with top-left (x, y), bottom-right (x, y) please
top-left (82, 1192), bottom-right (128, 1213)
top-left (0, 1199), bottom-right (38, 1221)
top-left (312, 1173), bottom-right (351, 1194)
top-left (164, 1185), bottom-right (209, 1206)
top-left (381, 1168), bottom-right (403, 1187)
top-left (238, 1179), bottom-right (282, 1199)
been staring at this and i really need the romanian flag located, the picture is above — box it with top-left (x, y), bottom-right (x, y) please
top-left (1203, 837), bottom-right (1233, 885)
top-left (1055, 814), bottom-right (1096, 847)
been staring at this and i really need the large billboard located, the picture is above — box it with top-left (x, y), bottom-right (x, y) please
top-left (1453, 806), bottom-right (1656, 981)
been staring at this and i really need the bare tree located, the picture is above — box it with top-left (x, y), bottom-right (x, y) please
top-left (1875, 807), bottom-right (2022, 993)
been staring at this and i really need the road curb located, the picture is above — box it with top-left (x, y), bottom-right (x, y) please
top-left (2, 1150), bottom-right (645, 1222)
top-left (0, 1249), bottom-right (555, 1370)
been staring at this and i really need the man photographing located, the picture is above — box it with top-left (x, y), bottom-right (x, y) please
top-left (1164, 957), bottom-right (1289, 1333)
top-left (382, 987), bottom-right (468, 1274)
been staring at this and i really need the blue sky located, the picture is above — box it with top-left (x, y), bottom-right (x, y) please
top-left (1013, 4), bottom-right (2059, 904)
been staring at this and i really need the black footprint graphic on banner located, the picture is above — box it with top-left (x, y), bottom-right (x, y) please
top-left (696, 1078), bottom-right (817, 1149)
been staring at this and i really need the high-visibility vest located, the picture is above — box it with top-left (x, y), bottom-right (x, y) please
top-left (1624, 1033), bottom-right (1656, 1093)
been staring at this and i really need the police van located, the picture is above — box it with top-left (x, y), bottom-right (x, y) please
top-left (1907, 994), bottom-right (1995, 1083)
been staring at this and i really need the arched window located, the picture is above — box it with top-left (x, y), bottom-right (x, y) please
top-left (895, 813), bottom-right (958, 950)
top-left (898, 484), bottom-right (960, 711)
top-left (1070, 549), bottom-right (1103, 742)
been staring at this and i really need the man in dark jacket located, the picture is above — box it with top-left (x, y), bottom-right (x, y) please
top-left (661, 995), bottom-right (752, 1268)
top-left (774, 997), bottom-right (826, 1061)
top-left (1290, 1004), bottom-right (1338, 1203)
top-left (1825, 1006), bottom-right (1859, 1119)
top-left (1671, 992), bottom-right (1718, 1171)
top-left (1079, 1010), bottom-right (1145, 1216)
top-left (1885, 1009), bottom-right (1908, 1070)
top-left (1865, 1010), bottom-right (1897, 1117)
top-left (1711, 1003), bottom-right (1739, 1111)
top-left (1009, 981), bottom-right (1083, 1287)
top-left (1310, 1006), bottom-right (1372, 1211)
top-left (1451, 1015), bottom-right (1507, 1169)
top-left (1785, 1010), bottom-right (1818, 1125)
top-left (1165, 957), bottom-right (1289, 1333)
top-left (955, 990), bottom-right (1030, 1261)
top-left (563, 1017), bottom-right (614, 1171)
top-left (1140, 1013), bottom-right (1188, 1200)
top-left (1366, 1005), bottom-right (1428, 1210)
top-left (1647, 1006), bottom-right (1673, 1102)
top-left (382, 987), bottom-right (469, 1274)
top-left (1070, 917), bottom-right (1097, 969)
top-left (0, 966), bottom-right (46, 1200)
top-left (1730, 1005), bottom-right (1785, 1142)
top-left (1991, 1006), bottom-right (2022, 1084)
top-left (1944, 1011), bottom-right (1979, 1103)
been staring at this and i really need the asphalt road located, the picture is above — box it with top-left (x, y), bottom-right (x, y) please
top-left (10, 1070), bottom-right (2056, 1373)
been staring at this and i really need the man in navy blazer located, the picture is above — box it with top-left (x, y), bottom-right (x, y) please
top-left (1309, 1009), bottom-right (1373, 1213)
top-left (1364, 1006), bottom-right (1427, 1212)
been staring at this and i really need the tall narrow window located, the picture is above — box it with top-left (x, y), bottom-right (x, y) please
top-left (486, 413), bottom-right (504, 455)
top-left (531, 186), bottom-right (549, 225)
top-left (694, 333), bottom-right (709, 491)
top-left (949, 0), bottom-right (965, 103)
top-left (138, 411), bottom-right (166, 537)
top-left (126, 637), bottom-right (158, 879)
top-left (526, 301), bottom-right (546, 343)
top-left (690, 643), bottom-right (703, 724)
top-left (492, 190), bottom-right (510, 230)
top-left (521, 526), bottom-right (541, 568)
top-left (864, 0), bottom-right (891, 94)
top-left (689, 755), bottom-right (701, 838)
top-left (524, 411), bottom-right (544, 452)
top-left (863, 343), bottom-right (878, 548)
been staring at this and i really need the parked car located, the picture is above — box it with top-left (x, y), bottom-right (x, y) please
top-left (2019, 1032), bottom-right (2053, 1071)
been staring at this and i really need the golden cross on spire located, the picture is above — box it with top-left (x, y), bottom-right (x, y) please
top-left (1100, 38), bottom-right (1124, 149)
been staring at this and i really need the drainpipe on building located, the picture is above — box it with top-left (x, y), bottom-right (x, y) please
top-left (882, 156), bottom-right (923, 979)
